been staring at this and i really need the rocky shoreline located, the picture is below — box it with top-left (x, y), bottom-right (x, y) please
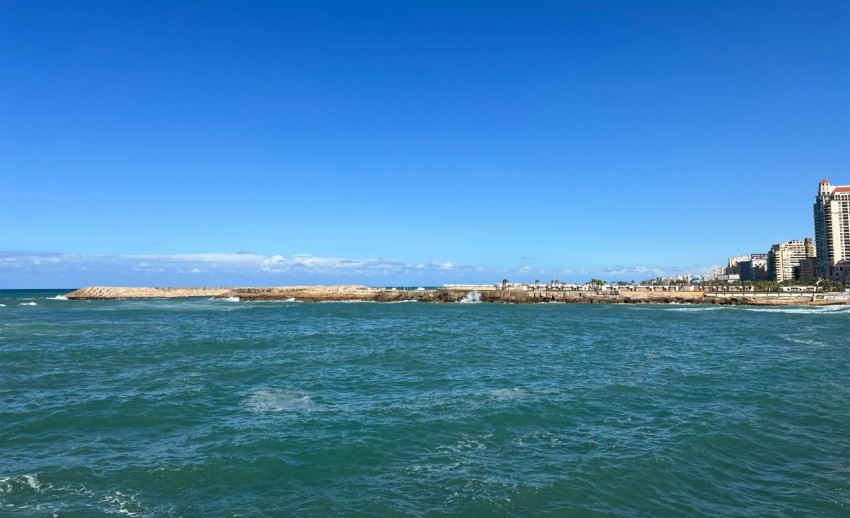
top-left (62, 286), bottom-right (850, 306)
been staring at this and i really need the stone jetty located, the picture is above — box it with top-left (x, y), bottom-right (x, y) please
top-left (63, 286), bottom-right (850, 305)
top-left (65, 286), bottom-right (230, 300)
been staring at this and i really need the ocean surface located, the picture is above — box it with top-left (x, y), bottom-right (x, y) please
top-left (1, 290), bottom-right (848, 517)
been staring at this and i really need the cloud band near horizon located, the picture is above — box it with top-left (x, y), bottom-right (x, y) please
top-left (0, 250), bottom-right (719, 289)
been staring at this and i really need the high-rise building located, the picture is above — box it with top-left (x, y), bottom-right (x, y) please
top-left (739, 253), bottom-right (768, 281)
top-left (726, 256), bottom-right (749, 275)
top-left (813, 179), bottom-right (850, 280)
top-left (799, 257), bottom-right (818, 282)
top-left (767, 238), bottom-right (816, 282)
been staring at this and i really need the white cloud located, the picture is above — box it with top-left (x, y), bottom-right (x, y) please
top-left (599, 264), bottom-right (718, 279)
top-left (0, 249), bottom-right (727, 288)
top-left (261, 255), bottom-right (286, 266)
top-left (11, 251), bottom-right (472, 275)
top-left (603, 266), bottom-right (666, 278)
top-left (32, 256), bottom-right (62, 265)
top-left (133, 262), bottom-right (165, 273)
top-left (130, 253), bottom-right (266, 264)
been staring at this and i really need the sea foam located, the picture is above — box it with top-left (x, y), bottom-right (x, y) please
top-left (0, 473), bottom-right (40, 495)
top-left (460, 291), bottom-right (482, 303)
top-left (19, 302), bottom-right (37, 306)
top-left (781, 335), bottom-right (827, 347)
top-left (660, 306), bottom-right (723, 312)
top-left (102, 489), bottom-right (140, 516)
top-left (49, 295), bottom-right (68, 300)
top-left (489, 387), bottom-right (529, 400)
top-left (743, 305), bottom-right (850, 315)
top-left (245, 389), bottom-right (315, 413)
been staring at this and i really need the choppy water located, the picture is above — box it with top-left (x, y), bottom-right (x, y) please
top-left (1, 290), bottom-right (849, 516)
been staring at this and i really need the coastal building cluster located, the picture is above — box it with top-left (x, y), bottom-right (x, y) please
top-left (714, 179), bottom-right (850, 285)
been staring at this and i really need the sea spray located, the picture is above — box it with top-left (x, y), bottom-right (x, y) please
top-left (460, 291), bottom-right (481, 303)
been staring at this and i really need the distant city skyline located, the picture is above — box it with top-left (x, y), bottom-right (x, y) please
top-left (2, 1), bottom-right (848, 288)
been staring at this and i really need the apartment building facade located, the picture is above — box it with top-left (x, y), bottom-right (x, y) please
top-left (739, 253), bottom-right (768, 281)
top-left (813, 179), bottom-right (850, 280)
top-left (767, 238), bottom-right (816, 282)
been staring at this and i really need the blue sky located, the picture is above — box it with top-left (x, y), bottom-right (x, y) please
top-left (2, 0), bottom-right (849, 288)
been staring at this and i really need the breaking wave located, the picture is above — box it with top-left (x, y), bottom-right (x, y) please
top-left (0, 474), bottom-right (142, 516)
top-left (0, 473), bottom-right (41, 495)
top-left (460, 291), bottom-right (481, 303)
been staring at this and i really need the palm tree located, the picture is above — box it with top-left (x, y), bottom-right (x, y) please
top-left (501, 278), bottom-right (509, 290)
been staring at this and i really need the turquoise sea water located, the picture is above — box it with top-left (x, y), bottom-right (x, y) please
top-left (1, 290), bottom-right (849, 516)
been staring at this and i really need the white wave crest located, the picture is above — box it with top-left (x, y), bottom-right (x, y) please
top-left (0, 474), bottom-right (40, 495)
top-left (489, 387), bottom-right (529, 401)
top-left (460, 291), bottom-right (481, 303)
top-left (743, 305), bottom-right (850, 315)
top-left (245, 389), bottom-right (315, 413)
top-left (24, 474), bottom-right (39, 490)
top-left (19, 302), bottom-right (37, 306)
top-left (0, 475), bottom-right (144, 515)
top-left (0, 304), bottom-right (5, 307)
top-left (781, 335), bottom-right (827, 347)
top-left (318, 300), bottom-right (374, 303)
top-left (102, 489), bottom-right (140, 516)
top-left (221, 296), bottom-right (240, 302)
top-left (49, 295), bottom-right (68, 300)
top-left (660, 306), bottom-right (723, 312)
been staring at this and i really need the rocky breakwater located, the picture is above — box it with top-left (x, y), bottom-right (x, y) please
top-left (476, 289), bottom-right (708, 304)
top-left (65, 286), bottom-right (231, 300)
top-left (703, 293), bottom-right (849, 306)
top-left (216, 286), bottom-right (467, 302)
top-left (64, 286), bottom-right (850, 305)
top-left (217, 286), bottom-right (382, 302)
